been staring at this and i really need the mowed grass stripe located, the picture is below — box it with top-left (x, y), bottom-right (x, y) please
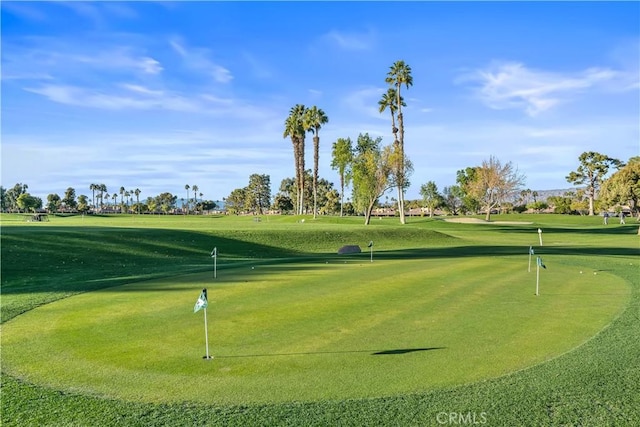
top-left (2, 254), bottom-right (628, 405)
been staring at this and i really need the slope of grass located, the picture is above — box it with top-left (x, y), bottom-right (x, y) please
top-left (1, 214), bottom-right (638, 426)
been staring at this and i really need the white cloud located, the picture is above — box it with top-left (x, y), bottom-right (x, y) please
top-left (341, 87), bottom-right (386, 120)
top-left (460, 61), bottom-right (636, 116)
top-left (169, 37), bottom-right (233, 83)
top-left (323, 29), bottom-right (375, 50)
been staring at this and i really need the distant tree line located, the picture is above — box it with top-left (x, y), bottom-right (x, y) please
top-left (3, 152), bottom-right (637, 220)
top-left (0, 182), bottom-right (218, 215)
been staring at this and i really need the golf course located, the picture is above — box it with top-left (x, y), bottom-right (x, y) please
top-left (1, 213), bottom-right (638, 426)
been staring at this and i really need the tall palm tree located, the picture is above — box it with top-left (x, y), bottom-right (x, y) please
top-left (330, 137), bottom-right (353, 217)
top-left (283, 104), bottom-right (307, 215)
top-left (89, 184), bottom-right (98, 211)
top-left (385, 60), bottom-right (413, 224)
top-left (378, 87), bottom-right (405, 144)
top-left (303, 106), bottom-right (329, 219)
top-left (184, 184), bottom-right (190, 214)
top-left (192, 185), bottom-right (199, 209)
top-left (112, 193), bottom-right (118, 209)
top-left (134, 188), bottom-right (141, 214)
top-left (99, 184), bottom-right (107, 212)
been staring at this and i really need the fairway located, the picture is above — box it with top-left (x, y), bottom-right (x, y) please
top-left (2, 253), bottom-right (629, 405)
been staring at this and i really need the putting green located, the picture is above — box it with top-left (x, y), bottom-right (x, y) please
top-left (2, 256), bottom-right (629, 405)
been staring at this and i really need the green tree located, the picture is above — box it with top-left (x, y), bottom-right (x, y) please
top-left (192, 185), bottom-right (199, 209)
top-left (0, 186), bottom-right (6, 212)
top-left (225, 188), bottom-right (247, 215)
top-left (62, 187), bottom-right (77, 210)
top-left (245, 174), bottom-right (271, 215)
top-left (46, 193), bottom-right (61, 213)
top-left (456, 168), bottom-right (481, 214)
top-left (419, 181), bottom-right (443, 217)
top-left (77, 194), bottom-right (89, 214)
top-left (378, 88), bottom-right (405, 143)
top-left (98, 184), bottom-right (107, 211)
top-left (156, 192), bottom-right (177, 214)
top-left (385, 60), bottom-right (413, 224)
top-left (351, 133), bottom-right (394, 225)
top-left (89, 183), bottom-right (98, 211)
top-left (17, 193), bottom-right (42, 213)
top-left (599, 156), bottom-right (640, 218)
top-left (5, 183), bottom-right (28, 212)
top-left (547, 196), bottom-right (573, 214)
top-left (283, 104), bottom-right (307, 215)
top-left (184, 184), bottom-right (190, 214)
top-left (134, 188), bottom-right (141, 214)
top-left (273, 194), bottom-right (294, 214)
top-left (303, 106), bottom-right (329, 219)
top-left (442, 185), bottom-right (464, 216)
top-left (465, 156), bottom-right (526, 221)
top-left (566, 151), bottom-right (622, 216)
top-left (330, 137), bottom-right (354, 217)
top-left (527, 201), bottom-right (549, 213)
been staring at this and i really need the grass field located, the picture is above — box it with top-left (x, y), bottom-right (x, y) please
top-left (1, 213), bottom-right (639, 426)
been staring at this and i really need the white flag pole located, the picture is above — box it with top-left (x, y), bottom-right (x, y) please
top-left (203, 306), bottom-right (211, 359)
top-left (535, 257), bottom-right (540, 296)
top-left (528, 250), bottom-right (532, 273)
top-left (214, 247), bottom-right (217, 279)
top-left (369, 241), bottom-right (373, 263)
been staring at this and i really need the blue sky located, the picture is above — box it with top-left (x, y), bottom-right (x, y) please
top-left (2, 1), bottom-right (638, 204)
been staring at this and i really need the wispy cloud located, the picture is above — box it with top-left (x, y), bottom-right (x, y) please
top-left (322, 29), bottom-right (375, 51)
top-left (460, 61), bottom-right (637, 116)
top-left (169, 37), bottom-right (233, 83)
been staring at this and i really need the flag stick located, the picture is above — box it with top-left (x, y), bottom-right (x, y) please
top-left (528, 251), bottom-right (532, 273)
top-left (211, 247), bottom-right (217, 279)
top-left (536, 262), bottom-right (540, 296)
top-left (203, 307), bottom-right (211, 359)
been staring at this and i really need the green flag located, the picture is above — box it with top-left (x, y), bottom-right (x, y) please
top-left (194, 289), bottom-right (208, 313)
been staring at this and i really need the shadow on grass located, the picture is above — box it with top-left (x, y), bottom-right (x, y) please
top-left (215, 347), bottom-right (446, 359)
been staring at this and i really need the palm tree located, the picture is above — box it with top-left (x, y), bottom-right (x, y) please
top-left (112, 193), bottom-right (118, 209)
top-left (331, 137), bottom-right (354, 217)
top-left (89, 184), bottom-right (98, 211)
top-left (378, 87), bottom-right (405, 144)
top-left (283, 104), bottom-right (307, 215)
top-left (303, 106), bottom-right (329, 219)
top-left (192, 185), bottom-right (199, 209)
top-left (184, 184), bottom-right (190, 214)
top-left (99, 184), bottom-right (107, 211)
top-left (134, 188), bottom-right (141, 214)
top-left (385, 60), bottom-right (413, 224)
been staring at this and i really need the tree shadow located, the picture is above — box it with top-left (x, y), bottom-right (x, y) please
top-left (372, 347), bottom-right (445, 355)
top-left (215, 347), bottom-right (446, 359)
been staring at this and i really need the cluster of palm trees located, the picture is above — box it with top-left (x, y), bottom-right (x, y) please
top-left (283, 105), bottom-right (328, 218)
top-left (377, 60), bottom-right (413, 224)
top-left (283, 62), bottom-right (412, 222)
top-left (89, 184), bottom-right (142, 212)
top-left (184, 184), bottom-right (201, 214)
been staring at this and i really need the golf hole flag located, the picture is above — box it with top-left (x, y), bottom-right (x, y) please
top-left (537, 256), bottom-right (546, 269)
top-left (194, 288), bottom-right (208, 313)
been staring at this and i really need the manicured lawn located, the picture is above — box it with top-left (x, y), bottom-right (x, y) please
top-left (1, 213), bottom-right (638, 425)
